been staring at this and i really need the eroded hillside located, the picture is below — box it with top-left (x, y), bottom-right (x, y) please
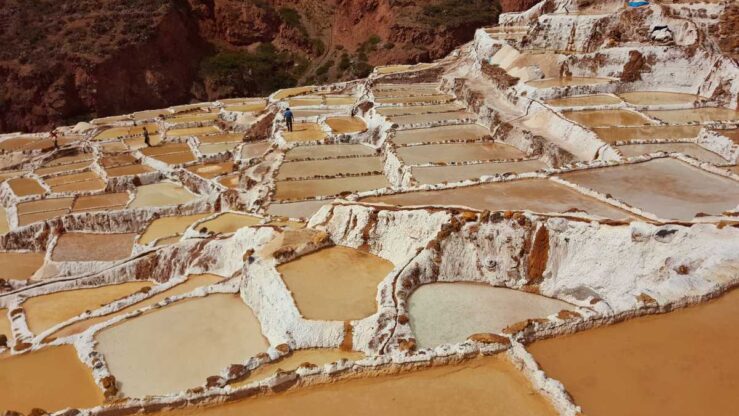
top-left (0, 0), bottom-right (503, 134)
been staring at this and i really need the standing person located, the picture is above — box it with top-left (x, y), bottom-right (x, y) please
top-left (143, 126), bottom-right (151, 147)
top-left (49, 128), bottom-right (59, 150)
top-left (284, 108), bottom-right (294, 132)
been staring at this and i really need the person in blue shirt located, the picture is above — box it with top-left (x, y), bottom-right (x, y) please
top-left (284, 108), bottom-right (294, 132)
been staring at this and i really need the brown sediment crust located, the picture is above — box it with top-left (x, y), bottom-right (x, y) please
top-left (480, 62), bottom-right (520, 89)
top-left (526, 225), bottom-right (549, 285)
top-left (340, 321), bottom-right (353, 352)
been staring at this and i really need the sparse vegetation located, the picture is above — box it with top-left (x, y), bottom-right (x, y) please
top-left (200, 44), bottom-right (297, 97)
top-left (421, 0), bottom-right (501, 29)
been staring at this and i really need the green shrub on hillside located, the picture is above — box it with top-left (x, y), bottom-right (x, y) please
top-left (200, 44), bottom-right (297, 96)
top-left (421, 0), bottom-right (501, 28)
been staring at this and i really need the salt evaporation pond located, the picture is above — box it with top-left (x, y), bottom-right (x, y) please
top-left (363, 179), bottom-right (634, 219)
top-left (129, 182), bottom-right (198, 208)
top-left (0, 251), bottom-right (45, 281)
top-left (277, 246), bottom-right (394, 320)
top-left (0, 345), bottom-right (103, 413)
top-left (158, 355), bottom-right (557, 416)
top-left (96, 293), bottom-right (269, 398)
top-left (529, 289), bottom-right (739, 416)
top-left (23, 281), bottom-right (152, 335)
top-left (560, 157), bottom-right (739, 220)
top-left (48, 274), bottom-right (223, 340)
top-left (409, 282), bottom-right (573, 348)
top-left (139, 213), bottom-right (212, 245)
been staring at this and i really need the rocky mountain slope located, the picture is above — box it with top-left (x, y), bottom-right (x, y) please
top-left (0, 0), bottom-right (509, 134)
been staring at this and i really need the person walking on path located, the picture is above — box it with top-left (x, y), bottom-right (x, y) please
top-left (50, 128), bottom-right (59, 150)
top-left (143, 126), bottom-right (151, 147)
top-left (284, 108), bottom-right (294, 132)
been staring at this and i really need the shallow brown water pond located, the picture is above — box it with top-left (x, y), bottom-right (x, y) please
top-left (528, 289), bottom-right (739, 416)
top-left (278, 246), bottom-right (394, 320)
top-left (0, 345), bottom-right (103, 413)
top-left (96, 293), bottom-right (269, 398)
top-left (0, 252), bottom-right (45, 280)
top-left (159, 354), bottom-right (556, 416)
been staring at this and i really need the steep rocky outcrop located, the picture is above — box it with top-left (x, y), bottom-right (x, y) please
top-left (0, 0), bottom-right (502, 134)
top-left (500, 0), bottom-right (541, 13)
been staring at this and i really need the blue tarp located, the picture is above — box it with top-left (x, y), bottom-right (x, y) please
top-left (628, 1), bottom-right (649, 7)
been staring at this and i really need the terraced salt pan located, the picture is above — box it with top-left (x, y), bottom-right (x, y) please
top-left (529, 289), bottom-right (739, 416)
top-left (0, 345), bottom-right (104, 413)
top-left (229, 349), bottom-right (364, 388)
top-left (105, 164), bottom-right (154, 177)
top-left (199, 133), bottom-right (243, 144)
top-left (393, 124), bottom-right (490, 145)
top-left (560, 158), bottom-right (739, 220)
top-left (618, 91), bottom-right (702, 105)
top-left (200, 142), bottom-right (238, 155)
top-left (285, 144), bottom-right (376, 160)
top-left (160, 355), bottom-right (556, 416)
top-left (140, 143), bottom-right (196, 165)
top-left (389, 111), bottom-right (476, 126)
top-left (224, 103), bottom-right (267, 112)
top-left (44, 171), bottom-right (106, 194)
top-left (48, 274), bottom-right (223, 340)
top-left (377, 103), bottom-right (465, 116)
top-left (52, 232), bottom-right (136, 262)
top-left (124, 134), bottom-right (163, 149)
top-left (562, 109), bottom-right (654, 128)
top-left (617, 143), bottom-right (728, 164)
top-left (412, 160), bottom-right (547, 185)
top-left (282, 123), bottom-right (327, 142)
top-left (195, 212), bottom-right (261, 234)
top-left (16, 197), bottom-right (74, 226)
top-left (43, 153), bottom-right (95, 167)
top-left (186, 161), bottom-right (234, 179)
top-left (267, 200), bottom-right (331, 220)
top-left (277, 246), bottom-right (394, 321)
top-left (8, 177), bottom-right (45, 197)
top-left (716, 128), bottom-right (739, 145)
top-left (274, 175), bottom-right (390, 201)
top-left (0, 137), bottom-right (76, 152)
top-left (593, 125), bottom-right (702, 143)
top-left (72, 192), bottom-right (130, 213)
top-left (277, 157), bottom-right (384, 180)
top-left (218, 174), bottom-right (239, 189)
top-left (0, 207), bottom-right (8, 234)
top-left (93, 125), bottom-right (157, 141)
top-left (646, 108), bottom-right (739, 124)
top-left (0, 308), bottom-right (10, 342)
top-left (409, 283), bottom-right (572, 348)
top-left (35, 160), bottom-right (93, 176)
top-left (273, 86), bottom-right (315, 100)
top-left (132, 109), bottom-right (169, 120)
top-left (363, 179), bottom-right (634, 219)
top-left (292, 109), bottom-right (335, 118)
top-left (129, 182), bottom-right (197, 208)
top-left (396, 143), bottom-right (525, 164)
top-left (375, 94), bottom-right (453, 105)
top-left (96, 293), bottom-right (269, 398)
top-left (166, 112), bottom-right (219, 123)
top-left (241, 141), bottom-right (270, 159)
top-left (0, 252), bottom-right (45, 280)
top-left (23, 281), bottom-right (152, 335)
top-left (526, 77), bottom-right (611, 88)
top-left (140, 213), bottom-right (212, 245)
top-left (325, 116), bottom-right (367, 134)
top-left (372, 88), bottom-right (442, 98)
top-left (544, 95), bottom-right (622, 107)
top-left (167, 126), bottom-right (221, 137)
